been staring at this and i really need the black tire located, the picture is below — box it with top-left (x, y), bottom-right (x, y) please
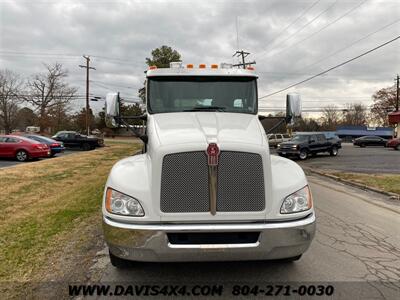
top-left (298, 149), bottom-right (308, 160)
top-left (109, 251), bottom-right (134, 269)
top-left (395, 145), bottom-right (400, 151)
top-left (82, 143), bottom-right (91, 151)
top-left (360, 144), bottom-right (366, 148)
top-left (278, 254), bottom-right (302, 262)
top-left (15, 150), bottom-right (28, 162)
top-left (330, 146), bottom-right (338, 156)
top-left (50, 153), bottom-right (56, 157)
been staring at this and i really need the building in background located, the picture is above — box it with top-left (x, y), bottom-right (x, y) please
top-left (336, 125), bottom-right (394, 142)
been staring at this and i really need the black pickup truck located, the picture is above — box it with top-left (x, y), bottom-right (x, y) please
top-left (277, 132), bottom-right (341, 160)
top-left (52, 131), bottom-right (104, 151)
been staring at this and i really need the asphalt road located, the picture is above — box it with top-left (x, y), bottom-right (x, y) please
top-left (94, 176), bottom-right (400, 299)
top-left (0, 150), bottom-right (76, 169)
top-left (272, 143), bottom-right (400, 174)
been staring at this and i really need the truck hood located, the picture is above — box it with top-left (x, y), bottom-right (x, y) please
top-left (152, 112), bottom-right (265, 146)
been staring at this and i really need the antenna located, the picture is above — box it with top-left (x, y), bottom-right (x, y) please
top-left (235, 16), bottom-right (239, 50)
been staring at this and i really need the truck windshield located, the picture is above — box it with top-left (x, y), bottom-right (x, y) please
top-left (147, 76), bottom-right (257, 114)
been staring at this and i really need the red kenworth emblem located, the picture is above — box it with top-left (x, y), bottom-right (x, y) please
top-left (206, 143), bottom-right (220, 166)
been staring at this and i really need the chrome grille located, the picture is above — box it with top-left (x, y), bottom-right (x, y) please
top-left (217, 152), bottom-right (265, 212)
top-left (160, 151), bottom-right (265, 213)
top-left (160, 152), bottom-right (209, 212)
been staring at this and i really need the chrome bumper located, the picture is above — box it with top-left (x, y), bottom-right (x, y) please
top-left (103, 214), bottom-right (316, 262)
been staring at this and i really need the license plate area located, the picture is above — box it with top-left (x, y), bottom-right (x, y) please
top-left (167, 232), bottom-right (260, 245)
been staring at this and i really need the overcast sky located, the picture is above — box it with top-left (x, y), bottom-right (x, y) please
top-left (1, 0), bottom-right (399, 114)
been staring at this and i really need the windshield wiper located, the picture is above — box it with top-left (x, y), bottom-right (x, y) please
top-left (184, 106), bottom-right (226, 112)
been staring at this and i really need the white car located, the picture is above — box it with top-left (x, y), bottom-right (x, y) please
top-left (102, 63), bottom-right (315, 267)
top-left (267, 133), bottom-right (291, 148)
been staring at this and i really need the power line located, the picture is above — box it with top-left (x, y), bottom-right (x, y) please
top-left (0, 50), bottom-right (79, 57)
top-left (261, 0), bottom-right (369, 60)
top-left (256, 0), bottom-right (338, 59)
top-left (295, 17), bottom-right (400, 72)
top-left (91, 80), bottom-right (141, 90)
top-left (259, 35), bottom-right (400, 99)
top-left (260, 0), bottom-right (322, 53)
top-left (232, 50), bottom-right (256, 68)
top-left (90, 81), bottom-right (115, 92)
top-left (0, 50), bottom-right (142, 66)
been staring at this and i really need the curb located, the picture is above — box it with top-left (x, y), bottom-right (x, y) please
top-left (303, 167), bottom-right (400, 201)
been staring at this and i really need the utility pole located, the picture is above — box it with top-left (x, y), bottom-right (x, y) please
top-left (232, 50), bottom-right (256, 69)
top-left (79, 55), bottom-right (96, 135)
top-left (395, 74), bottom-right (399, 111)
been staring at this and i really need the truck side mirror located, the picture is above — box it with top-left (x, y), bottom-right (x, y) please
top-left (286, 93), bottom-right (302, 124)
top-left (105, 92), bottom-right (120, 128)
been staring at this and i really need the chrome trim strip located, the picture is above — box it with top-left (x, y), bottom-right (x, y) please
top-left (104, 213), bottom-right (315, 231)
top-left (168, 242), bottom-right (260, 249)
top-left (208, 165), bottom-right (218, 215)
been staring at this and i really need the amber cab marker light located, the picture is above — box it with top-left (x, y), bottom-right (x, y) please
top-left (105, 188), bottom-right (113, 212)
top-left (199, 64), bottom-right (206, 68)
top-left (186, 64), bottom-right (194, 69)
top-left (149, 66), bottom-right (157, 70)
top-left (211, 64), bottom-right (218, 69)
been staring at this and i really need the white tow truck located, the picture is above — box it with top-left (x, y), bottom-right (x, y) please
top-left (102, 62), bottom-right (315, 267)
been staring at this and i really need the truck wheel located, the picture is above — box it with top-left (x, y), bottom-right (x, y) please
top-left (298, 150), bottom-right (308, 160)
top-left (15, 150), bottom-right (28, 162)
top-left (109, 251), bottom-right (134, 268)
top-left (396, 145), bottom-right (400, 151)
top-left (278, 254), bottom-right (302, 262)
top-left (330, 146), bottom-right (338, 156)
top-left (360, 143), bottom-right (366, 148)
top-left (82, 143), bottom-right (91, 151)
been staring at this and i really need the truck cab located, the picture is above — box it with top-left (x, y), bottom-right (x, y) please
top-left (102, 62), bottom-right (315, 267)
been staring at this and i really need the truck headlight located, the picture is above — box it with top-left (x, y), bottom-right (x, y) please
top-left (277, 144), bottom-right (281, 148)
top-left (105, 188), bottom-right (145, 216)
top-left (291, 145), bottom-right (298, 149)
top-left (280, 186), bottom-right (312, 214)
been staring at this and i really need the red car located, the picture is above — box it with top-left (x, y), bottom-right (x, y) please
top-left (0, 135), bottom-right (50, 162)
top-left (387, 138), bottom-right (400, 150)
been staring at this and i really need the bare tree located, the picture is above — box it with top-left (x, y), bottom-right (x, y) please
top-left (24, 63), bottom-right (77, 132)
top-left (370, 86), bottom-right (397, 126)
top-left (0, 70), bottom-right (23, 134)
top-left (320, 105), bottom-right (341, 130)
top-left (342, 103), bottom-right (368, 126)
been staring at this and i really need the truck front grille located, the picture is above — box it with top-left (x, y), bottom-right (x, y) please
top-left (160, 151), bottom-right (265, 213)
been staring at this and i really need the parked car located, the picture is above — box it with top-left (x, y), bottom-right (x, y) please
top-left (24, 134), bottom-right (65, 156)
top-left (52, 131), bottom-right (104, 151)
top-left (386, 138), bottom-right (400, 150)
top-left (277, 132), bottom-right (341, 160)
top-left (0, 135), bottom-right (50, 162)
top-left (353, 136), bottom-right (388, 147)
top-left (267, 133), bottom-right (291, 148)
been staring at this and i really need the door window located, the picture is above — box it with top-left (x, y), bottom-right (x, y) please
top-left (6, 137), bottom-right (20, 143)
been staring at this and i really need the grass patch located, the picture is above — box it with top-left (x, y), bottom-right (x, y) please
top-left (330, 172), bottom-right (400, 195)
top-left (0, 143), bottom-right (140, 282)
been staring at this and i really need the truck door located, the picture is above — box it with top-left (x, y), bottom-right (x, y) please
top-left (316, 134), bottom-right (328, 150)
top-left (308, 134), bottom-right (319, 153)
